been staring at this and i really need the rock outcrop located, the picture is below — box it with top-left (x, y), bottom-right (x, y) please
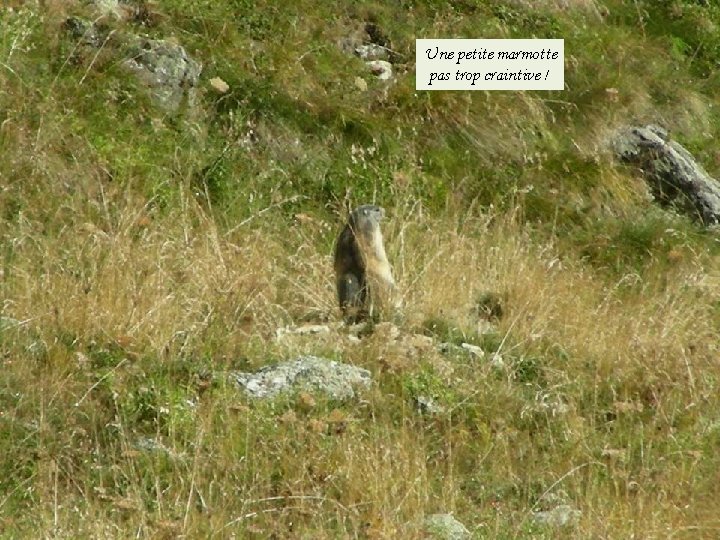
top-left (122, 36), bottom-right (202, 111)
top-left (231, 356), bottom-right (372, 400)
top-left (63, 16), bottom-right (201, 112)
top-left (614, 124), bottom-right (720, 225)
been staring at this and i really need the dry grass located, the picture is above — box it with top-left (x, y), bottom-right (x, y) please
top-left (2, 189), bottom-right (720, 537)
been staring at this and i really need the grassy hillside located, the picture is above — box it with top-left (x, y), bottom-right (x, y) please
top-left (2, 0), bottom-right (720, 537)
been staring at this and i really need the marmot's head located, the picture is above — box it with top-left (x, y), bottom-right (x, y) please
top-left (349, 205), bottom-right (385, 237)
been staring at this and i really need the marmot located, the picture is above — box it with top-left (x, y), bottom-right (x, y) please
top-left (333, 204), bottom-right (396, 322)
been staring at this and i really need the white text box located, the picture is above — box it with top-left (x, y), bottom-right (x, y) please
top-left (416, 39), bottom-right (564, 91)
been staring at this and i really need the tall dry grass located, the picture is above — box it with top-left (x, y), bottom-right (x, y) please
top-left (4, 185), bottom-right (719, 536)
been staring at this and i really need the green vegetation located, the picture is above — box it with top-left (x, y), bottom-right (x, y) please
top-left (2, 0), bottom-right (720, 537)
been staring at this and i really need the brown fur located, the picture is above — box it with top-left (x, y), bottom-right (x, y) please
top-left (333, 205), bottom-right (396, 322)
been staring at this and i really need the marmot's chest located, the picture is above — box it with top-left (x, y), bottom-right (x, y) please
top-left (358, 230), bottom-right (394, 284)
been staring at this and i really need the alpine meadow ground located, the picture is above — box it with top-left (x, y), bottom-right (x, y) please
top-left (2, 0), bottom-right (720, 538)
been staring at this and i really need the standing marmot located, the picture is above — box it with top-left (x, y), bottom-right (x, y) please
top-left (333, 204), bottom-right (396, 322)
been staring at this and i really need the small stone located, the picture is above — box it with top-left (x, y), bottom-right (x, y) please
top-left (0, 316), bottom-right (20, 331)
top-left (209, 76), bottom-right (229, 93)
top-left (63, 17), bottom-right (104, 48)
top-left (460, 342), bottom-right (485, 358)
top-left (134, 437), bottom-right (182, 459)
top-left (476, 319), bottom-right (497, 335)
top-left (605, 87), bottom-right (619, 102)
top-left (275, 324), bottom-right (330, 340)
top-left (437, 342), bottom-right (464, 355)
top-left (74, 352), bottom-right (90, 367)
top-left (90, 0), bottom-right (124, 19)
top-left (532, 505), bottom-right (581, 528)
top-left (489, 353), bottom-right (506, 369)
top-left (346, 322), bottom-right (368, 336)
top-left (354, 76), bottom-right (368, 91)
top-left (354, 43), bottom-right (387, 60)
top-left (367, 60), bottom-right (393, 80)
top-left (423, 513), bottom-right (471, 540)
top-left (415, 395), bottom-right (445, 415)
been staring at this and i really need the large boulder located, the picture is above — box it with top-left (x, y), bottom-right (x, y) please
top-left (614, 124), bottom-right (720, 225)
top-left (122, 36), bottom-right (202, 111)
top-left (63, 16), bottom-right (202, 112)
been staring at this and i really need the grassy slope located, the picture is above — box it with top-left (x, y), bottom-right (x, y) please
top-left (2, 0), bottom-right (720, 537)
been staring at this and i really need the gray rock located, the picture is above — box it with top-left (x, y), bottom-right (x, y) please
top-left (0, 316), bottom-right (20, 331)
top-left (63, 17), bottom-right (105, 48)
top-left (614, 124), bottom-right (720, 225)
top-left (122, 36), bottom-right (202, 111)
top-left (275, 324), bottom-right (331, 340)
top-left (62, 15), bottom-right (201, 112)
top-left (338, 21), bottom-right (391, 59)
top-left (354, 76), bottom-right (368, 91)
top-left (231, 356), bottom-right (372, 400)
top-left (423, 513), bottom-right (471, 540)
top-left (438, 342), bottom-right (491, 361)
top-left (338, 35), bottom-right (363, 57)
top-left (489, 353), bottom-right (506, 370)
top-left (476, 320), bottom-right (498, 335)
top-left (355, 43), bottom-right (388, 60)
top-left (366, 60), bottom-right (393, 80)
top-left (89, 0), bottom-right (124, 19)
top-left (135, 437), bottom-right (184, 459)
top-left (532, 504), bottom-right (581, 528)
top-left (460, 342), bottom-right (485, 358)
top-left (437, 342), bottom-right (464, 355)
top-left (414, 395), bottom-right (446, 415)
